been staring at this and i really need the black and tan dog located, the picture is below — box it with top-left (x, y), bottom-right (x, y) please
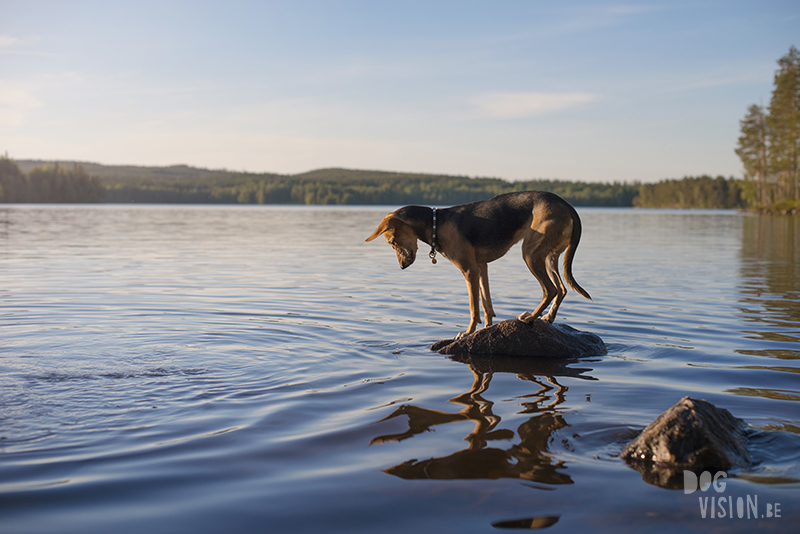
top-left (366, 191), bottom-right (591, 338)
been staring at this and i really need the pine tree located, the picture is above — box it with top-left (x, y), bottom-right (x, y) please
top-left (735, 104), bottom-right (768, 205)
top-left (736, 46), bottom-right (800, 209)
top-left (765, 46), bottom-right (800, 201)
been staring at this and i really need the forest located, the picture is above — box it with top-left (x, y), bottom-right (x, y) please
top-left (735, 46), bottom-right (800, 213)
top-left (4, 158), bottom-right (642, 206)
top-left (1, 157), bottom-right (747, 208)
top-left (0, 158), bottom-right (104, 203)
top-left (634, 175), bottom-right (744, 209)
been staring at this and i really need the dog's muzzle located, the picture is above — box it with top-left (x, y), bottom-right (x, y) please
top-left (399, 253), bottom-right (415, 270)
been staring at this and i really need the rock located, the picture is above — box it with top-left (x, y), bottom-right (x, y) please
top-left (621, 397), bottom-right (753, 489)
top-left (431, 319), bottom-right (606, 358)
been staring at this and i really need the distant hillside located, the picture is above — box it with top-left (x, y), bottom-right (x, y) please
top-left (4, 158), bottom-right (745, 208)
top-left (11, 159), bottom-right (639, 206)
top-left (15, 160), bottom-right (235, 185)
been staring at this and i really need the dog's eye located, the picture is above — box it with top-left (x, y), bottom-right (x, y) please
top-left (389, 239), bottom-right (396, 246)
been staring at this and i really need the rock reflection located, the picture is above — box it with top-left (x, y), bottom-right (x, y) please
top-left (371, 354), bottom-right (596, 486)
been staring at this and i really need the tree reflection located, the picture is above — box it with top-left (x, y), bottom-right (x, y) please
top-left (738, 214), bottom-right (800, 352)
top-left (371, 353), bottom-right (596, 486)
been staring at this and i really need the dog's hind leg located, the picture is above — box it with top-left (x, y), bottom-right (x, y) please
top-left (541, 251), bottom-right (567, 323)
top-left (518, 230), bottom-right (559, 324)
top-left (478, 263), bottom-right (496, 327)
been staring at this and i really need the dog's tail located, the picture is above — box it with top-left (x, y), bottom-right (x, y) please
top-left (564, 205), bottom-right (592, 301)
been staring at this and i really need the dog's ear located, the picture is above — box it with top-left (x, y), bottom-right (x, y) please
top-left (365, 214), bottom-right (399, 242)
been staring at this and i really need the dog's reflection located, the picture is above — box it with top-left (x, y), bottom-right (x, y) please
top-left (371, 354), bottom-right (596, 485)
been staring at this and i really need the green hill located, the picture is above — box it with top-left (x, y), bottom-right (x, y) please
top-left (5, 158), bottom-right (744, 208)
top-left (9, 159), bottom-right (640, 206)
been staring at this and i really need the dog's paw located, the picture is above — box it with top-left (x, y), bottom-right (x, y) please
top-left (517, 312), bottom-right (535, 323)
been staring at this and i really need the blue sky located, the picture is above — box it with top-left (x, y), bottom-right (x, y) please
top-left (1, 1), bottom-right (798, 182)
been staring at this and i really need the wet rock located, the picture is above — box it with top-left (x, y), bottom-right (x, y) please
top-left (430, 319), bottom-right (606, 358)
top-left (621, 397), bottom-right (753, 489)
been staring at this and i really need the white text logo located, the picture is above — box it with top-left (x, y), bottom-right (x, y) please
top-left (684, 471), bottom-right (781, 519)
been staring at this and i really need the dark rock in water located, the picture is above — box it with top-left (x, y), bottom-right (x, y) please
top-left (431, 319), bottom-right (606, 358)
top-left (621, 397), bottom-right (753, 489)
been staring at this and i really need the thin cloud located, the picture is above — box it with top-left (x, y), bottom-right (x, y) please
top-left (0, 35), bottom-right (56, 56)
top-left (471, 92), bottom-right (601, 119)
top-left (0, 36), bottom-right (19, 47)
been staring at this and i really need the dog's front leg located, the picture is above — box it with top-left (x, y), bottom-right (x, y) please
top-left (457, 268), bottom-right (482, 339)
top-left (478, 263), bottom-right (495, 327)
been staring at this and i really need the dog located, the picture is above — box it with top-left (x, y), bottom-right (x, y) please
top-left (365, 191), bottom-right (591, 338)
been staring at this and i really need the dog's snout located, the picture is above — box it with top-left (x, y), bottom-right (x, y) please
top-left (399, 253), bottom-right (415, 270)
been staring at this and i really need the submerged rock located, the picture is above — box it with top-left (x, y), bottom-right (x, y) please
top-left (621, 397), bottom-right (753, 489)
top-left (431, 319), bottom-right (606, 358)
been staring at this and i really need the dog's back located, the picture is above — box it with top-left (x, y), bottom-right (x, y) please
top-left (447, 191), bottom-right (565, 247)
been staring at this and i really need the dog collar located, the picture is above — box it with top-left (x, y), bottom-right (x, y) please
top-left (429, 207), bottom-right (438, 264)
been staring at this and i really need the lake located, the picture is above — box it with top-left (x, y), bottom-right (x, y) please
top-left (1, 204), bottom-right (798, 533)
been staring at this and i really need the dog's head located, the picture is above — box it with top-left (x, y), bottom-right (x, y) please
top-left (365, 213), bottom-right (419, 269)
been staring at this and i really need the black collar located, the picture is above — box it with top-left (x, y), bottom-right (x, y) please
top-left (429, 207), bottom-right (438, 264)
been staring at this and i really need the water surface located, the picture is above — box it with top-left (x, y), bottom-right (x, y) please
top-left (1, 205), bottom-right (798, 533)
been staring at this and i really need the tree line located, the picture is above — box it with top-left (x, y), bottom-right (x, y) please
top-left (2, 156), bottom-right (751, 208)
top-left (4, 159), bottom-right (641, 206)
top-left (634, 175), bottom-right (744, 209)
top-left (101, 167), bottom-right (642, 206)
top-left (736, 46), bottom-right (800, 212)
top-left (0, 157), bottom-right (104, 203)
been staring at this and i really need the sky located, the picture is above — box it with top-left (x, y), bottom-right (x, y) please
top-left (1, 1), bottom-right (798, 183)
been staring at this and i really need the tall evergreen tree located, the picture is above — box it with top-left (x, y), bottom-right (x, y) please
top-left (735, 104), bottom-right (768, 205)
top-left (736, 46), bottom-right (800, 209)
top-left (765, 45), bottom-right (800, 200)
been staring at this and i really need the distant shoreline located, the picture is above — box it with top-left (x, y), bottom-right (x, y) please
top-left (3, 157), bottom-right (747, 209)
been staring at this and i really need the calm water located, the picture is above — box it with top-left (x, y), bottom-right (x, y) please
top-left (1, 205), bottom-right (798, 533)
